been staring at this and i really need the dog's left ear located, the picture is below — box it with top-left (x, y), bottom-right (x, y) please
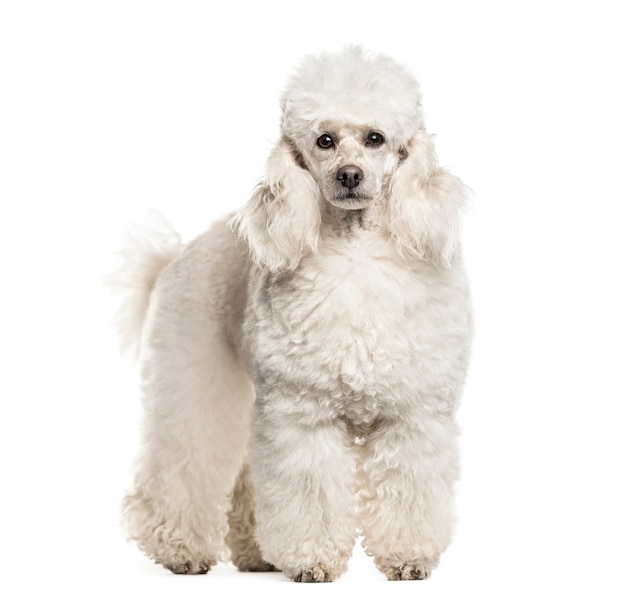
top-left (229, 138), bottom-right (321, 272)
top-left (387, 130), bottom-right (470, 267)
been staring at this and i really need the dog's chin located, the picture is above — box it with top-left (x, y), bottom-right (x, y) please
top-left (328, 194), bottom-right (373, 210)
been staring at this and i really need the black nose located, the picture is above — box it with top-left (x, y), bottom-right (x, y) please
top-left (336, 165), bottom-right (364, 190)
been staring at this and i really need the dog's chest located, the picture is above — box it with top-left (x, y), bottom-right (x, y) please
top-left (251, 239), bottom-right (437, 416)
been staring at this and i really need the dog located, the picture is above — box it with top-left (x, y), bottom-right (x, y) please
top-left (111, 46), bottom-right (472, 582)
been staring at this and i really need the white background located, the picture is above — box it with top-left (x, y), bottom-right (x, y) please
top-left (1, 1), bottom-right (625, 599)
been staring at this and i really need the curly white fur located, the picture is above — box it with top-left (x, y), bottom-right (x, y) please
top-left (111, 46), bottom-right (472, 582)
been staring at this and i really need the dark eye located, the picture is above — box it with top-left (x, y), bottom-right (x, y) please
top-left (366, 131), bottom-right (385, 146)
top-left (316, 134), bottom-right (334, 149)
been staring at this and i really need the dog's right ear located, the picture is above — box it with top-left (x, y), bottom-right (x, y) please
top-left (229, 139), bottom-right (321, 272)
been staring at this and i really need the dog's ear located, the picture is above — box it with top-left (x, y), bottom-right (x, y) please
top-left (229, 138), bottom-right (321, 271)
top-left (387, 130), bottom-right (470, 267)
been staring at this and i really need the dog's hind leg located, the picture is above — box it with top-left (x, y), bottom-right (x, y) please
top-left (114, 219), bottom-right (256, 573)
top-left (226, 463), bottom-right (275, 572)
top-left (123, 315), bottom-right (255, 574)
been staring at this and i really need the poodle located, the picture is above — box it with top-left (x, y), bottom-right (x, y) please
top-left (110, 46), bottom-right (473, 582)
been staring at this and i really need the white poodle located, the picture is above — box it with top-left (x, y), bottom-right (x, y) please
top-left (111, 46), bottom-right (472, 582)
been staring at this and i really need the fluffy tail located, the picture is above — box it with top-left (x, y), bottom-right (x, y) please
top-left (107, 210), bottom-right (182, 358)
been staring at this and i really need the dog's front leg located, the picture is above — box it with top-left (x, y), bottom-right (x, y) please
top-left (358, 411), bottom-right (460, 580)
top-left (249, 399), bottom-right (357, 582)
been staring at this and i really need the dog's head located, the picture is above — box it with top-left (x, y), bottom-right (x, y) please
top-left (280, 46), bottom-right (424, 212)
top-left (231, 46), bottom-right (468, 271)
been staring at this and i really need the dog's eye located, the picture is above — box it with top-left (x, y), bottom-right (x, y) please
top-left (366, 131), bottom-right (385, 147)
top-left (316, 134), bottom-right (334, 149)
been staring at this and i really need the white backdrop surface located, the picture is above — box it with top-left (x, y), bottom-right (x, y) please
top-left (1, 1), bottom-right (624, 599)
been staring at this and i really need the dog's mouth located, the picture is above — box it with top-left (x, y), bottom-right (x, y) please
top-left (328, 193), bottom-right (372, 210)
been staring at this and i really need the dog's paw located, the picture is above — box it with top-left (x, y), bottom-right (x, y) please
top-left (163, 560), bottom-right (212, 575)
top-left (235, 558), bottom-right (277, 572)
top-left (229, 540), bottom-right (277, 572)
top-left (293, 563), bottom-right (335, 583)
top-left (385, 561), bottom-right (430, 581)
